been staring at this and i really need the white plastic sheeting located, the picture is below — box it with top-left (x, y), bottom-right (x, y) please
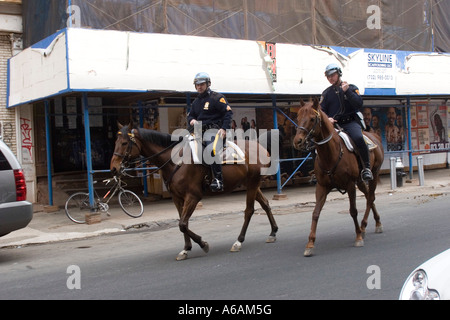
top-left (7, 27), bottom-right (450, 108)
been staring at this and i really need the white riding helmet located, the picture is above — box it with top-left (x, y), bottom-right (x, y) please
top-left (193, 72), bottom-right (211, 85)
top-left (324, 63), bottom-right (342, 77)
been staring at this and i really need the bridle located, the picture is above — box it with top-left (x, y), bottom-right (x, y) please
top-left (113, 128), bottom-right (181, 182)
top-left (113, 130), bottom-right (141, 163)
top-left (297, 107), bottom-right (346, 194)
top-left (296, 108), bottom-right (333, 151)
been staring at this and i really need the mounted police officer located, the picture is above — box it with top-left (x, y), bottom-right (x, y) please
top-left (187, 72), bottom-right (233, 192)
top-left (320, 63), bottom-right (373, 181)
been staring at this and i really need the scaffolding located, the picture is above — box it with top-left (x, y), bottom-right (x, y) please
top-left (23, 0), bottom-right (449, 52)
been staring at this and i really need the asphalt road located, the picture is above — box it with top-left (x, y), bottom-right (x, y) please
top-left (0, 191), bottom-right (449, 302)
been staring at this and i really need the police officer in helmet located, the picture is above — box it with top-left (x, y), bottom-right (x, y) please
top-left (320, 63), bottom-right (373, 181)
top-left (187, 72), bottom-right (233, 191)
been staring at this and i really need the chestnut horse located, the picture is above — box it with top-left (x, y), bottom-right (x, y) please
top-left (110, 123), bottom-right (278, 260)
top-left (293, 99), bottom-right (383, 257)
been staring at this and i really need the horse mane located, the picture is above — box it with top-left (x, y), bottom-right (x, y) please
top-left (136, 128), bottom-right (175, 147)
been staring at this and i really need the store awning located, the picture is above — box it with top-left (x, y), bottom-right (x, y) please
top-left (7, 27), bottom-right (450, 108)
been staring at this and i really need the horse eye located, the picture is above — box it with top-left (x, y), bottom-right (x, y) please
top-left (121, 142), bottom-right (128, 146)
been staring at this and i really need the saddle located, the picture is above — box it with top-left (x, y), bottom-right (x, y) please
top-left (187, 134), bottom-right (246, 165)
top-left (337, 129), bottom-right (377, 152)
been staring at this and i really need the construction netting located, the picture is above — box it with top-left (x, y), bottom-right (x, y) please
top-left (23, 0), bottom-right (449, 52)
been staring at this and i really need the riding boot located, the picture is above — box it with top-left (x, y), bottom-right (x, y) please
top-left (360, 147), bottom-right (373, 181)
top-left (210, 163), bottom-right (224, 192)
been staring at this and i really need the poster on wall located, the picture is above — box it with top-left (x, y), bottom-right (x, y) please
top-left (363, 105), bottom-right (406, 153)
top-left (429, 105), bottom-right (449, 151)
top-left (409, 102), bottom-right (448, 154)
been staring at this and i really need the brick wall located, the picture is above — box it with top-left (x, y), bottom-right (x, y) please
top-left (0, 33), bottom-right (16, 155)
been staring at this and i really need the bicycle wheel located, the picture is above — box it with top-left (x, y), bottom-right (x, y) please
top-left (65, 192), bottom-right (90, 224)
top-left (118, 190), bottom-right (143, 218)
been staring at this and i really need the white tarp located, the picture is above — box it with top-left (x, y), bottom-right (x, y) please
top-left (7, 27), bottom-right (450, 108)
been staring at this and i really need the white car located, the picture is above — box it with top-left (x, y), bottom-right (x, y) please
top-left (399, 248), bottom-right (450, 300)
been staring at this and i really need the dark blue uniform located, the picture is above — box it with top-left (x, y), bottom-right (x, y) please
top-left (320, 83), bottom-right (372, 174)
top-left (187, 88), bottom-right (233, 191)
top-left (187, 89), bottom-right (232, 131)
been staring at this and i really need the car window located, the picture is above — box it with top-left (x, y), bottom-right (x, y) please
top-left (0, 150), bottom-right (12, 170)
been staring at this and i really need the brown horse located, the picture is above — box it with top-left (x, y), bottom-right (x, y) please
top-left (110, 123), bottom-right (278, 260)
top-left (292, 99), bottom-right (384, 257)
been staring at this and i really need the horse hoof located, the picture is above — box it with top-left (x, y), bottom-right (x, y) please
top-left (230, 240), bottom-right (242, 252)
top-left (304, 248), bottom-right (314, 257)
top-left (266, 236), bottom-right (276, 243)
top-left (176, 250), bottom-right (188, 261)
top-left (202, 242), bottom-right (209, 253)
top-left (354, 239), bottom-right (364, 247)
top-left (375, 225), bottom-right (383, 233)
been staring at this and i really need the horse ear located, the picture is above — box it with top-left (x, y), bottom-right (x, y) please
top-left (117, 122), bottom-right (123, 130)
top-left (299, 99), bottom-right (305, 107)
top-left (312, 97), bottom-right (320, 110)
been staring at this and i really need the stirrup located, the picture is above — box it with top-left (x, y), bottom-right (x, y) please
top-left (361, 168), bottom-right (373, 181)
top-left (210, 178), bottom-right (224, 192)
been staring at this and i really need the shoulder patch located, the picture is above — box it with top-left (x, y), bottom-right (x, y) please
top-left (220, 97), bottom-right (226, 104)
top-left (226, 105), bottom-right (232, 111)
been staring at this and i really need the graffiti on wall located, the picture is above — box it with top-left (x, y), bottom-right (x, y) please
top-left (20, 117), bottom-right (33, 162)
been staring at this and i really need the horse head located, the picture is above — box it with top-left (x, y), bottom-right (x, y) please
top-left (110, 122), bottom-right (143, 174)
top-left (292, 97), bottom-right (323, 151)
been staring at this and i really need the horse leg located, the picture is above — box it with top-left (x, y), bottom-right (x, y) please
top-left (368, 178), bottom-right (383, 233)
top-left (173, 197), bottom-right (193, 259)
top-left (256, 188), bottom-right (278, 243)
top-left (356, 180), bottom-right (370, 238)
top-left (348, 184), bottom-right (364, 247)
top-left (230, 187), bottom-right (258, 252)
top-left (176, 196), bottom-right (209, 261)
top-left (357, 179), bottom-right (383, 236)
top-left (304, 184), bottom-right (328, 257)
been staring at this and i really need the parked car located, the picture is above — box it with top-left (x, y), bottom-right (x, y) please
top-left (399, 248), bottom-right (450, 300)
top-left (0, 139), bottom-right (33, 237)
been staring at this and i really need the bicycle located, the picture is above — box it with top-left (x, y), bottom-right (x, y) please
top-left (65, 174), bottom-right (144, 224)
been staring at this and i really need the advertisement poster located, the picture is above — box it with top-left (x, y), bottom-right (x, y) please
top-left (365, 52), bottom-right (396, 89)
top-left (429, 105), bottom-right (448, 151)
top-left (363, 105), bottom-right (406, 153)
top-left (409, 102), bottom-right (448, 154)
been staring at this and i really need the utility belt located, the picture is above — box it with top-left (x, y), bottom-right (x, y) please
top-left (337, 112), bottom-right (366, 130)
top-left (201, 122), bottom-right (221, 132)
top-left (336, 114), bottom-right (357, 125)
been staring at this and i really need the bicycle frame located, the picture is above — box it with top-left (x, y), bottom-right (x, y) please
top-left (94, 176), bottom-right (126, 210)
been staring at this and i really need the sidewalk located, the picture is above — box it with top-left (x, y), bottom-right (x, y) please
top-left (1, 169), bottom-right (449, 248)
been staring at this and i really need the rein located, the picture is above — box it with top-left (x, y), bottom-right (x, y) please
top-left (116, 129), bottom-right (180, 179)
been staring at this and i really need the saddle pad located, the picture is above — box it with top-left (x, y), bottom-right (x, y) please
top-left (188, 134), bottom-right (246, 165)
top-left (337, 130), bottom-right (377, 152)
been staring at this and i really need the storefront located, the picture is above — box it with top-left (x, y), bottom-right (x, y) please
top-left (8, 28), bottom-right (450, 205)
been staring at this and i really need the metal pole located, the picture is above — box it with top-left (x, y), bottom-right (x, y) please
top-left (406, 97), bottom-right (413, 180)
top-left (138, 101), bottom-right (148, 197)
top-left (272, 95), bottom-right (282, 195)
top-left (417, 156), bottom-right (425, 186)
top-left (82, 93), bottom-right (95, 209)
top-left (390, 157), bottom-right (396, 190)
top-left (44, 100), bottom-right (53, 205)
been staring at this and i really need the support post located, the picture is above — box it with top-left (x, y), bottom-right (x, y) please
top-left (82, 93), bottom-right (100, 224)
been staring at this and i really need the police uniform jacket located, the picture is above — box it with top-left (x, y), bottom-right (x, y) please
top-left (320, 84), bottom-right (363, 125)
top-left (187, 89), bottom-right (233, 130)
